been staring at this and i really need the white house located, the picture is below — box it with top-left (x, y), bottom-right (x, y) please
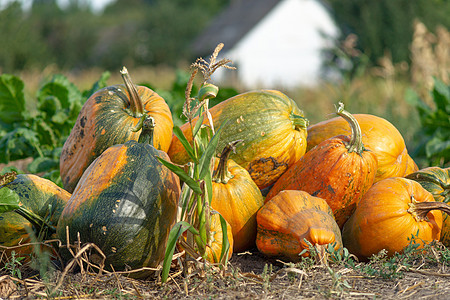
top-left (192, 0), bottom-right (339, 89)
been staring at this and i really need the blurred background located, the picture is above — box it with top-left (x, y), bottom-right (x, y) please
top-left (0, 0), bottom-right (449, 175)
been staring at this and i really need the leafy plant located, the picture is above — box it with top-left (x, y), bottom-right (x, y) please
top-left (1, 250), bottom-right (25, 279)
top-left (406, 78), bottom-right (450, 167)
top-left (0, 72), bottom-right (110, 185)
top-left (159, 44), bottom-right (235, 283)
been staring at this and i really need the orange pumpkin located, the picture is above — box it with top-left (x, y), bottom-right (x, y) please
top-left (211, 141), bottom-right (265, 252)
top-left (266, 103), bottom-right (377, 228)
top-left (256, 190), bottom-right (342, 262)
top-left (306, 113), bottom-right (417, 182)
top-left (342, 177), bottom-right (448, 261)
top-left (60, 67), bottom-right (173, 193)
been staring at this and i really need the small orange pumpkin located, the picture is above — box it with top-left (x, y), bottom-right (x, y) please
top-left (211, 141), bottom-right (265, 252)
top-left (342, 177), bottom-right (449, 261)
top-left (266, 103), bottom-right (378, 228)
top-left (307, 113), bottom-right (417, 182)
top-left (256, 190), bottom-right (342, 262)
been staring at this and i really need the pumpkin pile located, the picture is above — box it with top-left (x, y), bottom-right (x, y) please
top-left (1, 64), bottom-right (449, 279)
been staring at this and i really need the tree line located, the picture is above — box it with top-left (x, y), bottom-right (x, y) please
top-left (0, 0), bottom-right (448, 74)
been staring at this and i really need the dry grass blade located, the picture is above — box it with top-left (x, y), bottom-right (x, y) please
top-left (191, 43), bottom-right (235, 84)
top-left (0, 275), bottom-right (18, 299)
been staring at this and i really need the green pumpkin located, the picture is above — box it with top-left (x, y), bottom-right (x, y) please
top-left (168, 90), bottom-right (308, 189)
top-left (0, 173), bottom-right (71, 261)
top-left (406, 167), bottom-right (450, 246)
top-left (57, 117), bottom-right (180, 278)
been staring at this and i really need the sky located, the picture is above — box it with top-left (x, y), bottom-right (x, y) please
top-left (0, 0), bottom-right (116, 13)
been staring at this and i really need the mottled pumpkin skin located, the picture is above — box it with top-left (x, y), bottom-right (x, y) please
top-left (406, 167), bottom-right (450, 246)
top-left (57, 140), bottom-right (180, 278)
top-left (256, 190), bottom-right (342, 262)
top-left (168, 90), bottom-right (308, 189)
top-left (211, 158), bottom-right (265, 252)
top-left (307, 114), bottom-right (417, 182)
top-left (266, 135), bottom-right (377, 228)
top-left (342, 178), bottom-right (442, 261)
top-left (204, 213), bottom-right (234, 264)
top-left (0, 174), bottom-right (71, 261)
top-left (60, 85), bottom-right (173, 193)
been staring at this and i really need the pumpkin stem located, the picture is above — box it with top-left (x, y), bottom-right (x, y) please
top-left (336, 102), bottom-right (365, 154)
top-left (120, 66), bottom-right (145, 118)
top-left (407, 196), bottom-right (450, 222)
top-left (212, 140), bottom-right (242, 184)
top-left (138, 116), bottom-right (155, 146)
top-left (290, 114), bottom-right (309, 131)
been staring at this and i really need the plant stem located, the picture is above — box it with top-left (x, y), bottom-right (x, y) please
top-left (408, 197), bottom-right (450, 222)
top-left (336, 102), bottom-right (365, 154)
top-left (120, 66), bottom-right (144, 117)
top-left (212, 140), bottom-right (242, 184)
top-left (137, 116), bottom-right (155, 146)
top-left (290, 114), bottom-right (309, 131)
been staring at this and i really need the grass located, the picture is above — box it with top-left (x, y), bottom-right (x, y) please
top-left (1, 237), bottom-right (450, 299)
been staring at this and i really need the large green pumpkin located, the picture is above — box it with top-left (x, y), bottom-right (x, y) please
top-left (168, 90), bottom-right (308, 189)
top-left (0, 173), bottom-right (71, 261)
top-left (57, 117), bottom-right (180, 278)
top-left (406, 167), bottom-right (450, 246)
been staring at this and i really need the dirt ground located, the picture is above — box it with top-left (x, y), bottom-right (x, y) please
top-left (1, 244), bottom-right (449, 299)
top-left (1, 160), bottom-right (449, 299)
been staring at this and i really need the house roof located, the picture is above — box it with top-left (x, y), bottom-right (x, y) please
top-left (191, 0), bottom-right (281, 57)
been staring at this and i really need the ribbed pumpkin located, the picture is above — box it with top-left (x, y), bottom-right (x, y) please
top-left (256, 190), bottom-right (342, 262)
top-left (0, 173), bottom-right (71, 261)
top-left (60, 67), bottom-right (173, 193)
top-left (306, 113), bottom-right (417, 182)
top-left (168, 90), bottom-right (309, 190)
top-left (211, 141), bottom-right (265, 252)
top-left (342, 177), bottom-right (449, 261)
top-left (266, 103), bottom-right (378, 228)
top-left (406, 167), bottom-right (450, 246)
top-left (57, 117), bottom-right (180, 278)
top-left (204, 213), bottom-right (234, 264)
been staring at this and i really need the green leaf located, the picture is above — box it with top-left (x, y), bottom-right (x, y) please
top-left (34, 119), bottom-right (58, 147)
top-left (38, 82), bottom-right (69, 111)
top-left (161, 221), bottom-right (193, 283)
top-left (27, 157), bottom-right (59, 174)
top-left (198, 122), bottom-right (226, 180)
top-left (218, 213), bottom-right (231, 266)
top-left (0, 128), bottom-right (41, 163)
top-left (432, 78), bottom-right (450, 113)
top-left (0, 187), bottom-right (21, 213)
top-left (0, 74), bottom-right (26, 126)
top-left (426, 136), bottom-right (450, 158)
top-left (48, 74), bottom-right (83, 109)
top-left (173, 126), bottom-right (196, 162)
top-left (156, 157), bottom-right (202, 194)
top-left (192, 114), bottom-right (205, 139)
